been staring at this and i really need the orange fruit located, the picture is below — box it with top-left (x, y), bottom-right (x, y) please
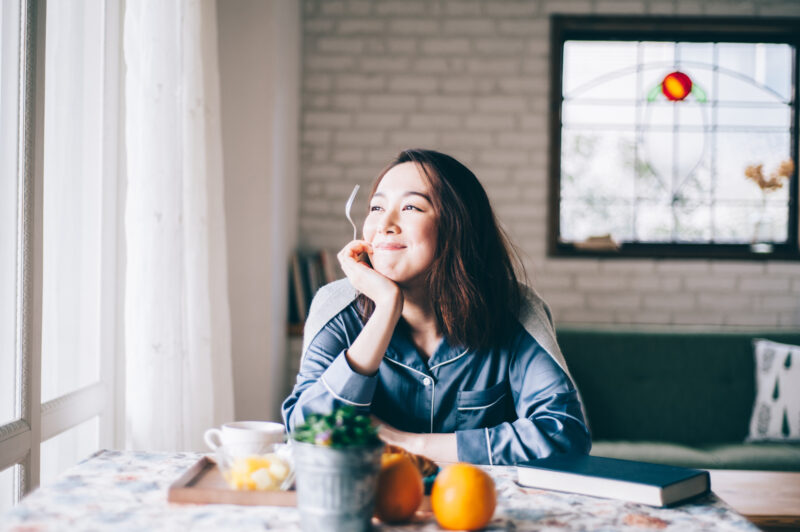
top-left (374, 453), bottom-right (424, 523)
top-left (431, 463), bottom-right (496, 530)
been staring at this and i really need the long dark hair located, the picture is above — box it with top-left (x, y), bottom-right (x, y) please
top-left (356, 149), bottom-right (526, 350)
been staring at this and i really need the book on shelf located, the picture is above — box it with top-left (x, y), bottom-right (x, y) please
top-left (319, 249), bottom-right (340, 285)
top-left (287, 265), bottom-right (300, 324)
top-left (305, 254), bottom-right (322, 298)
top-left (290, 252), bottom-right (307, 323)
top-left (516, 454), bottom-right (710, 507)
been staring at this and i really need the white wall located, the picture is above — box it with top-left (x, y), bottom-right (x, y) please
top-left (217, 0), bottom-right (300, 422)
top-left (298, 0), bottom-right (800, 329)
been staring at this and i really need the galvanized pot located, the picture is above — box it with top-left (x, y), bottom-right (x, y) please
top-left (292, 440), bottom-right (384, 532)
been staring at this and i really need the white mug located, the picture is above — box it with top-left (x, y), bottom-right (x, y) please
top-left (204, 421), bottom-right (286, 454)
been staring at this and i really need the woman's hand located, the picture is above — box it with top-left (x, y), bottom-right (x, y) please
top-left (373, 415), bottom-right (459, 464)
top-left (373, 416), bottom-right (423, 456)
top-left (338, 240), bottom-right (402, 312)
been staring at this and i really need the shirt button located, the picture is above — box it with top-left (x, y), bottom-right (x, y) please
top-left (422, 377), bottom-right (432, 386)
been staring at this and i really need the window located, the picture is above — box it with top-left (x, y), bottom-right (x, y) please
top-left (549, 16), bottom-right (800, 259)
top-left (0, 0), bottom-right (122, 503)
top-left (0, 0), bottom-right (22, 433)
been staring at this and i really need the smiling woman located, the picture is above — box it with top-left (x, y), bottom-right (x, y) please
top-left (282, 149), bottom-right (592, 466)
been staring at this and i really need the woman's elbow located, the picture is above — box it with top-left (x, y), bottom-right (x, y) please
top-left (558, 421), bottom-right (592, 455)
top-left (281, 396), bottom-right (303, 432)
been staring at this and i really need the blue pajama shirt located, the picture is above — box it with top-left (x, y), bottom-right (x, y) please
top-left (281, 302), bottom-right (591, 465)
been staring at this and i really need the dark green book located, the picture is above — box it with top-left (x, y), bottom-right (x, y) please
top-left (516, 455), bottom-right (710, 507)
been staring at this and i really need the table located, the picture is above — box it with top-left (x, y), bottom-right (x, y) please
top-left (708, 469), bottom-right (800, 531)
top-left (1, 450), bottom-right (761, 531)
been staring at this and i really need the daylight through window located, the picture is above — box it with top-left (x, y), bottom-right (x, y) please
top-left (550, 17), bottom-right (799, 259)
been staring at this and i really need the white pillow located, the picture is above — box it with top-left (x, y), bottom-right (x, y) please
top-left (748, 339), bottom-right (800, 442)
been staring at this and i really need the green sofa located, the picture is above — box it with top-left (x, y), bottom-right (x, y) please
top-left (557, 328), bottom-right (800, 471)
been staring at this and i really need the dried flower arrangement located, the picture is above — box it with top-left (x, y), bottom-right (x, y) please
top-left (744, 159), bottom-right (795, 192)
top-left (744, 159), bottom-right (795, 250)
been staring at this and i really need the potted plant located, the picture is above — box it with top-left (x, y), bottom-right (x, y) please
top-left (291, 406), bottom-right (384, 532)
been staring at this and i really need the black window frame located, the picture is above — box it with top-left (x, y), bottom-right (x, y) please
top-left (548, 15), bottom-right (800, 261)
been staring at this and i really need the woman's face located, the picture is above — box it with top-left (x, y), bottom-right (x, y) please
top-left (363, 162), bottom-right (438, 287)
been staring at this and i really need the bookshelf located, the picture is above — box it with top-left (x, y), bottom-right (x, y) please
top-left (287, 248), bottom-right (342, 336)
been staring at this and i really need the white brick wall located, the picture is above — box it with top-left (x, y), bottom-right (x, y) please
top-left (298, 0), bottom-right (800, 329)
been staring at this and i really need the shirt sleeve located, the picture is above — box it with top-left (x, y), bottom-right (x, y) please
top-left (281, 311), bottom-right (379, 431)
top-left (455, 330), bottom-right (591, 465)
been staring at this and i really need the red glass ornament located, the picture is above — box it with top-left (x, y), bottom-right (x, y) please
top-left (661, 71), bottom-right (692, 101)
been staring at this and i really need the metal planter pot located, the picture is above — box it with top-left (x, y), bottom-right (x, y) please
top-left (292, 440), bottom-right (384, 532)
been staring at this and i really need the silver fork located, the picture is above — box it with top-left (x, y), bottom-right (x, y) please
top-left (345, 184), bottom-right (360, 241)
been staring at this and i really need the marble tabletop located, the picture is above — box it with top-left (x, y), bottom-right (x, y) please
top-left (1, 449), bottom-right (760, 531)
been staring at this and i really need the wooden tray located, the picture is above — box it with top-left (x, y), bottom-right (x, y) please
top-left (168, 456), bottom-right (433, 511)
top-left (168, 456), bottom-right (296, 506)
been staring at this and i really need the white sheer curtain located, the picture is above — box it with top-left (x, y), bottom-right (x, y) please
top-left (123, 0), bottom-right (233, 451)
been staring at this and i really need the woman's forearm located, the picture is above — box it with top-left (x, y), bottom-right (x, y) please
top-left (345, 294), bottom-right (403, 375)
top-left (378, 421), bottom-right (459, 463)
top-left (416, 433), bottom-right (458, 463)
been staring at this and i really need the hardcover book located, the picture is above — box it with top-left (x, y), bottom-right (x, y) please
top-left (290, 252), bottom-right (307, 322)
top-left (516, 455), bottom-right (710, 507)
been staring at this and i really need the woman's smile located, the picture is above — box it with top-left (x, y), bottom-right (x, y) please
top-left (374, 241), bottom-right (407, 251)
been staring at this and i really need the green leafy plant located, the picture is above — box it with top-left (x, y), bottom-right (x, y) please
top-left (291, 406), bottom-right (381, 448)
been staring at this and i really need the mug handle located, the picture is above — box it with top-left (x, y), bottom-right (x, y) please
top-left (204, 428), bottom-right (223, 451)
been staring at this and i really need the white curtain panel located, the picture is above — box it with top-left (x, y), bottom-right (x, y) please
top-left (124, 0), bottom-right (234, 451)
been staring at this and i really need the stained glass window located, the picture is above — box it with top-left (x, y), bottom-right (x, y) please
top-left (551, 17), bottom-right (799, 259)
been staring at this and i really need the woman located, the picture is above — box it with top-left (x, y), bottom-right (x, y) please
top-left (282, 149), bottom-right (590, 465)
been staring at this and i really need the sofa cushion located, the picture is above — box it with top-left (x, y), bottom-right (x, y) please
top-left (706, 443), bottom-right (800, 470)
top-left (591, 440), bottom-right (712, 468)
top-left (748, 339), bottom-right (800, 442)
top-left (591, 440), bottom-right (800, 471)
top-left (557, 328), bottom-right (800, 446)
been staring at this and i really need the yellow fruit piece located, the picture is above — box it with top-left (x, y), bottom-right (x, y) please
top-left (226, 466), bottom-right (257, 490)
top-left (225, 454), bottom-right (290, 491)
top-left (251, 468), bottom-right (278, 490)
top-left (374, 453), bottom-right (424, 524)
top-left (268, 459), bottom-right (289, 481)
top-left (431, 463), bottom-right (496, 530)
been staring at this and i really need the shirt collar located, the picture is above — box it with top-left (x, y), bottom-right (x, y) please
top-left (384, 323), bottom-right (431, 376)
top-left (383, 323), bottom-right (470, 374)
top-left (427, 337), bottom-right (470, 371)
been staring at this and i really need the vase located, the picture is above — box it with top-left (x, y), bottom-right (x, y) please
top-left (750, 204), bottom-right (773, 254)
top-left (292, 440), bottom-right (384, 532)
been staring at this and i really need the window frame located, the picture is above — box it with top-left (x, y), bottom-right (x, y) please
top-left (0, 0), bottom-right (124, 502)
top-left (548, 15), bottom-right (800, 260)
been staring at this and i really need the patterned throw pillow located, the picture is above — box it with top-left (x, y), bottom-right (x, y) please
top-left (747, 339), bottom-right (800, 442)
